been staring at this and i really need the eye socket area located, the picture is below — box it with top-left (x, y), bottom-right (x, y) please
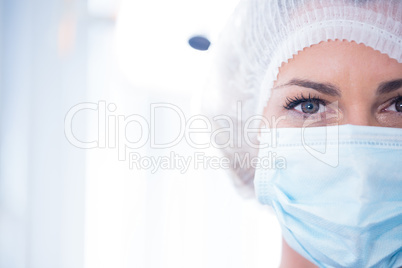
top-left (294, 99), bottom-right (326, 114)
top-left (382, 96), bottom-right (402, 113)
top-left (283, 94), bottom-right (328, 115)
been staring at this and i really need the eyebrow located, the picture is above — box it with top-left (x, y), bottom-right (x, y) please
top-left (376, 79), bottom-right (402, 95)
top-left (274, 79), bottom-right (341, 96)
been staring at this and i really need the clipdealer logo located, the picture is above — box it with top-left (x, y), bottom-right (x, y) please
top-left (64, 100), bottom-right (340, 171)
top-left (64, 101), bottom-right (287, 171)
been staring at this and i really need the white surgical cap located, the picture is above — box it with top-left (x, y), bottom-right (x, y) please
top-left (205, 0), bottom-right (402, 197)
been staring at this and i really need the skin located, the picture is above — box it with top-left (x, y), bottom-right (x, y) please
top-left (262, 40), bottom-right (402, 267)
top-left (264, 40), bottom-right (402, 129)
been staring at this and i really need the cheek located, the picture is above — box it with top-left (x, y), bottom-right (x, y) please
top-left (375, 112), bottom-right (402, 128)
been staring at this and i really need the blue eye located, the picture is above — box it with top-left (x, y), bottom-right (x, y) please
top-left (296, 101), bottom-right (325, 114)
top-left (284, 94), bottom-right (327, 114)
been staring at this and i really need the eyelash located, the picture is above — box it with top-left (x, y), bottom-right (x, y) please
top-left (283, 93), bottom-right (327, 110)
top-left (282, 93), bottom-right (402, 114)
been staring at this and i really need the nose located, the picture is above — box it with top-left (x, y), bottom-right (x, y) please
top-left (341, 107), bottom-right (380, 126)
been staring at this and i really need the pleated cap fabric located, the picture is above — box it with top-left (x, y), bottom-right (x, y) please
top-left (205, 0), bottom-right (402, 197)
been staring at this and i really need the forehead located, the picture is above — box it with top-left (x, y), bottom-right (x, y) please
top-left (275, 40), bottom-right (402, 89)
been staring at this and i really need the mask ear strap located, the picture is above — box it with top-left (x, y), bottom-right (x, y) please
top-left (257, 116), bottom-right (266, 141)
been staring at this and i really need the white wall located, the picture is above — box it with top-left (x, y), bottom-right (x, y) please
top-left (0, 1), bottom-right (282, 268)
top-left (0, 0), bottom-right (87, 267)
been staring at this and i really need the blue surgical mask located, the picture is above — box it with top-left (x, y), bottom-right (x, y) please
top-left (254, 125), bottom-right (402, 268)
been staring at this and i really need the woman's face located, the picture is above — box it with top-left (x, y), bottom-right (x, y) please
top-left (264, 40), bottom-right (402, 128)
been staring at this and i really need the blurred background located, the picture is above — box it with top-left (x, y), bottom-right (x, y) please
top-left (0, 0), bottom-right (282, 267)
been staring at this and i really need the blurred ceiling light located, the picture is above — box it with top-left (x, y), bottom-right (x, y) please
top-left (58, 13), bottom-right (76, 58)
top-left (114, 0), bottom-right (240, 94)
top-left (188, 36), bottom-right (211, 51)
